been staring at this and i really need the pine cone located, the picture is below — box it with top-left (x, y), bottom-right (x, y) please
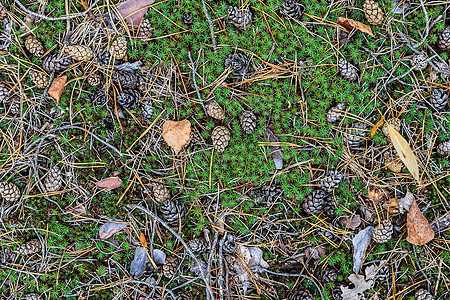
top-left (63, 45), bottom-right (93, 61)
top-left (89, 89), bottom-right (108, 106)
top-left (142, 100), bottom-right (153, 119)
top-left (189, 238), bottom-right (208, 253)
top-left (438, 28), bottom-right (450, 51)
top-left (206, 101), bottom-right (225, 120)
top-left (117, 90), bottom-right (142, 110)
top-left (161, 200), bottom-right (186, 229)
top-left (303, 189), bottom-right (326, 215)
top-left (437, 141), bottom-right (450, 156)
top-left (338, 59), bottom-right (358, 81)
top-left (0, 182), bottom-right (20, 202)
top-left (0, 83), bottom-right (9, 102)
top-left (87, 73), bottom-right (102, 87)
top-left (1, 248), bottom-right (14, 264)
top-left (97, 50), bottom-right (112, 65)
top-left (363, 0), bottom-right (384, 25)
top-left (162, 256), bottom-right (179, 277)
top-left (327, 103), bottom-right (345, 123)
top-left (113, 70), bottom-right (140, 90)
top-left (212, 126), bottom-right (230, 153)
top-left (240, 110), bottom-right (256, 134)
top-left (382, 117), bottom-right (401, 137)
top-left (411, 53), bottom-right (428, 71)
top-left (152, 182), bottom-right (170, 204)
top-left (42, 54), bottom-right (73, 73)
top-left (345, 123), bottom-right (367, 148)
top-left (223, 234), bottom-right (237, 254)
top-left (22, 294), bottom-right (43, 300)
top-left (17, 239), bottom-right (41, 255)
top-left (331, 288), bottom-right (343, 300)
top-left (182, 13), bottom-right (194, 26)
top-left (110, 36), bottom-right (127, 59)
top-left (6, 95), bottom-right (20, 115)
top-left (322, 199), bottom-right (337, 217)
top-left (29, 70), bottom-right (49, 89)
top-left (224, 53), bottom-right (250, 76)
top-left (321, 268), bottom-right (338, 283)
top-left (280, 0), bottom-right (304, 20)
top-left (289, 288), bottom-right (313, 300)
top-left (318, 226), bottom-right (338, 241)
top-left (322, 170), bottom-right (343, 191)
top-left (415, 289), bottom-right (434, 300)
top-left (372, 220), bottom-right (393, 243)
top-left (44, 166), bottom-right (62, 192)
top-left (137, 19), bottom-right (153, 40)
top-left (429, 88), bottom-right (448, 111)
top-left (227, 6), bottom-right (252, 30)
top-left (24, 35), bottom-right (44, 57)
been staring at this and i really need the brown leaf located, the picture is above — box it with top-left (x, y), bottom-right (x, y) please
top-left (337, 17), bottom-right (374, 37)
top-left (139, 232), bottom-right (147, 247)
top-left (116, 0), bottom-right (155, 29)
top-left (266, 127), bottom-right (283, 170)
top-left (406, 199), bottom-right (434, 245)
top-left (383, 198), bottom-right (399, 213)
top-left (48, 75), bottom-right (67, 103)
top-left (338, 215), bottom-right (362, 230)
top-left (99, 221), bottom-right (127, 240)
top-left (162, 120), bottom-right (191, 154)
top-left (96, 177), bottom-right (123, 190)
top-left (370, 116), bottom-right (385, 137)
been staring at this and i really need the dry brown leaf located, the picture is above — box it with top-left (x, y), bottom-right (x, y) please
top-left (406, 199), bottom-right (434, 245)
top-left (116, 0), bottom-right (155, 29)
top-left (96, 177), bottom-right (123, 190)
top-left (386, 123), bottom-right (420, 183)
top-left (139, 232), bottom-right (147, 247)
top-left (370, 116), bottom-right (385, 137)
top-left (337, 17), bottom-right (374, 37)
top-left (383, 198), bottom-right (399, 213)
top-left (338, 215), bottom-right (362, 230)
top-left (48, 75), bottom-right (67, 103)
top-left (162, 120), bottom-right (191, 154)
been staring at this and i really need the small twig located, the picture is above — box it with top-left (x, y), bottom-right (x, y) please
top-left (201, 0), bottom-right (217, 51)
top-left (14, 0), bottom-right (101, 21)
top-left (188, 51), bottom-right (208, 115)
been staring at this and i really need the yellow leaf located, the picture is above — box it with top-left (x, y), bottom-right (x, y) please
top-left (386, 124), bottom-right (420, 184)
top-left (139, 232), bottom-right (147, 247)
top-left (370, 116), bottom-right (385, 137)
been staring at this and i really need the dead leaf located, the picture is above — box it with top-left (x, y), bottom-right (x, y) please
top-left (96, 177), bottom-right (123, 190)
top-left (99, 221), bottom-right (127, 240)
top-left (383, 198), bottom-right (399, 213)
top-left (338, 215), bottom-right (361, 230)
top-left (406, 199), bottom-right (434, 245)
top-left (352, 226), bottom-right (374, 273)
top-left (386, 123), bottom-right (420, 183)
top-left (116, 0), bottom-right (155, 29)
top-left (337, 17), bottom-right (374, 37)
top-left (266, 128), bottom-right (283, 170)
top-left (398, 191), bottom-right (414, 214)
top-left (370, 116), bottom-right (385, 137)
top-left (341, 260), bottom-right (385, 300)
top-left (130, 247), bottom-right (147, 278)
top-left (139, 232), bottom-right (147, 247)
top-left (48, 75), bottom-right (67, 103)
top-left (162, 120), bottom-right (191, 154)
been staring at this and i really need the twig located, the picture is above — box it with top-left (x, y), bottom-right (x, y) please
top-left (188, 51), bottom-right (208, 115)
top-left (14, 0), bottom-right (101, 21)
top-left (201, 0), bottom-right (217, 51)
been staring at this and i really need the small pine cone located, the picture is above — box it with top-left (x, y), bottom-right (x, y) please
top-left (29, 70), bottom-right (49, 89)
top-left (382, 117), bottom-right (401, 137)
top-left (303, 189), bottom-right (326, 215)
top-left (97, 50), bottom-right (112, 65)
top-left (429, 88), bottom-right (448, 111)
top-left (17, 239), bottom-right (41, 255)
top-left (224, 53), bottom-right (250, 76)
top-left (223, 234), bottom-right (237, 254)
top-left (438, 28), bottom-right (450, 51)
top-left (0, 4), bottom-right (7, 20)
top-left (363, 0), bottom-right (384, 25)
top-left (44, 166), bottom-right (62, 192)
top-left (189, 238), bottom-right (208, 253)
top-left (374, 263), bottom-right (390, 281)
top-left (117, 90), bottom-right (142, 110)
top-left (280, 0), bottom-right (305, 20)
top-left (42, 54), bottom-right (74, 73)
top-left (89, 89), bottom-right (108, 106)
top-left (24, 35), bottom-right (44, 57)
top-left (162, 256), bottom-right (179, 277)
top-left (411, 53), bottom-right (428, 71)
top-left (437, 141), bottom-right (450, 156)
top-left (110, 36), bottom-right (127, 59)
top-left (211, 126), bottom-right (231, 153)
top-left (331, 288), bottom-right (343, 300)
top-left (240, 110), bottom-right (256, 134)
top-left (63, 45), bottom-right (93, 61)
top-left (372, 220), bottom-right (393, 243)
top-left (0, 83), bottom-right (9, 102)
top-left (415, 289), bottom-right (434, 300)
top-left (6, 95), bottom-right (20, 115)
top-left (261, 182), bottom-right (284, 204)
top-left (338, 59), bottom-right (358, 82)
top-left (152, 182), bottom-right (170, 204)
top-left (289, 288), bottom-right (313, 300)
top-left (345, 123), bottom-right (367, 148)
top-left (137, 19), bottom-right (153, 40)
top-left (142, 100), bottom-right (153, 119)
top-left (1, 248), bottom-right (14, 264)
top-left (23, 294), bottom-right (43, 300)
top-left (113, 70), bottom-right (140, 90)
top-left (327, 103), bottom-right (345, 123)
top-left (318, 226), bottom-right (338, 242)
top-left (322, 170), bottom-right (343, 191)
top-left (182, 13), bottom-right (194, 26)
top-left (161, 200), bottom-right (186, 229)
top-left (227, 6), bottom-right (252, 30)
top-left (87, 73), bottom-right (102, 87)
top-left (322, 199), bottom-right (336, 217)
top-left (0, 182), bottom-right (21, 202)
top-left (321, 268), bottom-right (338, 283)
top-left (206, 101), bottom-right (225, 120)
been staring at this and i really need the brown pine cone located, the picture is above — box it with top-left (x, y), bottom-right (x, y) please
top-left (189, 238), bottom-right (208, 253)
top-left (338, 59), bottom-right (358, 82)
top-left (137, 19), bottom-right (153, 40)
top-left (363, 0), bottom-right (384, 25)
top-left (372, 220), bottom-right (393, 243)
top-left (211, 126), bottom-right (230, 153)
top-left (437, 141), bottom-right (450, 156)
top-left (63, 45), bottom-right (93, 61)
top-left (206, 101), bottom-right (225, 120)
top-left (162, 256), bottom-right (179, 277)
top-left (110, 36), bottom-right (127, 60)
top-left (42, 54), bottom-right (74, 73)
top-left (0, 182), bottom-right (20, 202)
top-left (17, 239), bottom-right (41, 255)
top-left (0, 83), bottom-right (10, 103)
top-left (303, 189), bottom-right (326, 215)
top-left (240, 110), bottom-right (256, 134)
top-left (161, 200), bottom-right (186, 229)
top-left (415, 289), bottom-right (434, 300)
top-left (29, 70), bottom-right (49, 89)
top-left (24, 35), bottom-right (44, 57)
top-left (152, 182), bottom-right (170, 204)
top-left (438, 28), bottom-right (450, 51)
top-left (87, 73), bottom-right (102, 87)
top-left (44, 166), bottom-right (62, 192)
top-left (6, 94), bottom-right (20, 115)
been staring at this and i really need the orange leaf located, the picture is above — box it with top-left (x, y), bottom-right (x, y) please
top-left (337, 17), bottom-right (374, 37)
top-left (139, 232), bottom-right (147, 247)
top-left (406, 198), bottom-right (434, 245)
top-left (162, 120), bottom-right (191, 154)
top-left (370, 116), bottom-right (385, 137)
top-left (48, 75), bottom-right (67, 103)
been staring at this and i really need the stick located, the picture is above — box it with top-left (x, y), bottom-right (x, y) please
top-left (201, 0), bottom-right (217, 51)
top-left (14, 0), bottom-right (101, 21)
